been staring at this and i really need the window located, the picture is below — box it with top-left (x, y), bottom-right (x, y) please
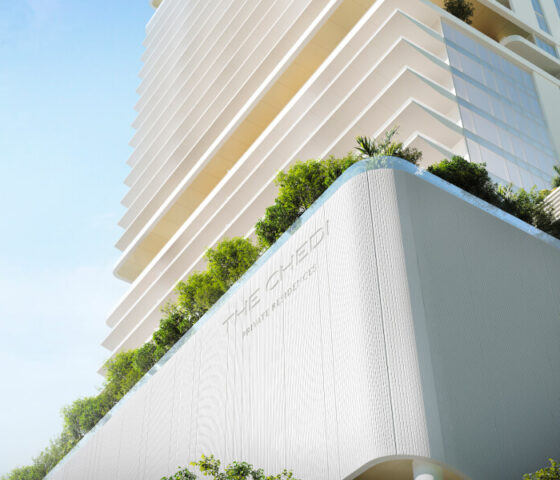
top-left (555, 0), bottom-right (560, 17)
top-left (531, 0), bottom-right (550, 33)
top-left (535, 36), bottom-right (558, 57)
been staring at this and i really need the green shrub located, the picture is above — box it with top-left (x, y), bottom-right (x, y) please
top-left (61, 395), bottom-right (113, 444)
top-left (427, 156), bottom-right (501, 205)
top-left (161, 455), bottom-right (299, 480)
top-left (133, 341), bottom-right (161, 374)
top-left (0, 433), bottom-right (73, 480)
top-left (444, 0), bottom-right (475, 24)
top-left (552, 165), bottom-right (560, 189)
top-left (523, 459), bottom-right (560, 479)
top-left (255, 154), bottom-right (358, 248)
top-left (104, 350), bottom-right (144, 401)
top-left (428, 156), bottom-right (560, 240)
top-left (1, 466), bottom-right (44, 480)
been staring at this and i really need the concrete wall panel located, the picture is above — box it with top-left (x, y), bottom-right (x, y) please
top-left (47, 160), bottom-right (560, 480)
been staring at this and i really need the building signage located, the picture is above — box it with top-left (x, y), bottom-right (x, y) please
top-left (222, 220), bottom-right (329, 338)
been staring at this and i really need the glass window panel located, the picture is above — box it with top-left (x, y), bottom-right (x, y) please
top-left (535, 176), bottom-right (549, 190)
top-left (467, 139), bottom-right (482, 163)
top-left (532, 0), bottom-right (551, 33)
top-left (512, 137), bottom-right (527, 161)
top-left (519, 90), bottom-right (532, 113)
top-left (523, 143), bottom-right (542, 171)
top-left (507, 82), bottom-right (519, 103)
top-left (480, 145), bottom-right (509, 180)
top-left (521, 71), bottom-right (533, 90)
top-left (542, 155), bottom-right (556, 174)
top-left (507, 163), bottom-right (522, 187)
top-left (535, 36), bottom-right (558, 57)
top-left (445, 23), bottom-right (556, 186)
top-left (462, 55), bottom-right (485, 84)
top-left (468, 84), bottom-right (489, 111)
top-left (483, 69), bottom-right (497, 92)
top-left (498, 129), bottom-right (514, 154)
top-left (454, 77), bottom-right (469, 100)
top-left (447, 47), bottom-right (463, 70)
top-left (519, 167), bottom-right (535, 189)
top-left (492, 100), bottom-right (506, 122)
top-left (555, 0), bottom-right (560, 16)
top-left (538, 128), bottom-right (552, 147)
top-left (460, 106), bottom-right (475, 131)
top-left (498, 56), bottom-right (511, 76)
top-left (475, 113), bottom-right (500, 145)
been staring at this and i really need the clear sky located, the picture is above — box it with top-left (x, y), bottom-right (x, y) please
top-left (0, 0), bottom-right (153, 474)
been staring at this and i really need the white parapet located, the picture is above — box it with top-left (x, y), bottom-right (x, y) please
top-left (48, 159), bottom-right (560, 480)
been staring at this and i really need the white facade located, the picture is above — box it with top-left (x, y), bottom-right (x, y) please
top-left (48, 161), bottom-right (560, 480)
top-left (102, 0), bottom-right (560, 367)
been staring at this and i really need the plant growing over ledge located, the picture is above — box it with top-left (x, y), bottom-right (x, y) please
top-left (444, 0), bottom-right (475, 24)
top-left (523, 459), bottom-right (560, 480)
top-left (427, 156), bottom-right (560, 239)
top-left (161, 455), bottom-right (299, 480)
top-left (355, 126), bottom-right (422, 163)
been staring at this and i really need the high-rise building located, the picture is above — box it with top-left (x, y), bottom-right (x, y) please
top-left (102, 0), bottom-right (560, 368)
top-left (46, 1), bottom-right (560, 479)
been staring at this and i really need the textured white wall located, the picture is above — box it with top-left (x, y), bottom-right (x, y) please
top-left (47, 163), bottom-right (560, 480)
top-left (394, 168), bottom-right (560, 479)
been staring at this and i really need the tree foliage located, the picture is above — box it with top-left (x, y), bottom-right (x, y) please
top-left (355, 127), bottom-right (422, 164)
top-left (1, 433), bottom-right (73, 480)
top-left (444, 0), bottom-right (475, 24)
top-left (552, 165), bottom-right (560, 189)
top-left (524, 459), bottom-right (560, 480)
top-left (428, 156), bottom-right (560, 240)
top-left (161, 455), bottom-right (299, 480)
top-left (255, 154), bottom-right (358, 248)
top-left (61, 395), bottom-right (111, 444)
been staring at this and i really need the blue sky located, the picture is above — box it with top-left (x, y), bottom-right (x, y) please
top-left (0, 0), bottom-right (152, 473)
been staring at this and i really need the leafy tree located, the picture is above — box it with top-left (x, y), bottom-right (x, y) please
top-left (162, 455), bottom-right (299, 480)
top-left (0, 433), bottom-right (74, 480)
top-left (255, 154), bottom-right (358, 248)
top-left (552, 165), bottom-right (560, 189)
top-left (133, 341), bottom-right (161, 374)
top-left (1, 466), bottom-right (44, 480)
top-left (61, 394), bottom-right (112, 444)
top-left (206, 237), bottom-right (261, 291)
top-left (523, 459), bottom-right (560, 480)
top-left (104, 350), bottom-right (144, 402)
top-left (149, 237), bottom-right (262, 357)
top-left (33, 434), bottom-right (72, 476)
top-left (444, 0), bottom-right (475, 24)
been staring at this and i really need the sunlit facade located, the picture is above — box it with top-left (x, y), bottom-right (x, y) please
top-left (115, 0), bottom-right (560, 340)
top-left (101, 0), bottom-right (560, 368)
top-left (42, 2), bottom-right (560, 479)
